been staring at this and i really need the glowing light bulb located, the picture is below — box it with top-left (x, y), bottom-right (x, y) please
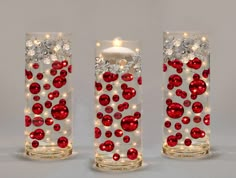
top-left (44, 112), bottom-right (48, 117)
top-left (63, 130), bottom-right (67, 134)
top-left (135, 48), bottom-right (140, 52)
top-left (63, 93), bottom-right (67, 98)
top-left (185, 129), bottom-right (189, 133)
top-left (201, 36), bottom-right (206, 41)
top-left (41, 91), bottom-right (46, 96)
top-left (45, 34), bottom-right (50, 39)
top-left (115, 142), bottom-right (120, 146)
top-left (132, 142), bottom-right (137, 146)
top-left (96, 42), bottom-right (101, 47)
top-left (46, 130), bottom-right (51, 134)
top-left (168, 92), bottom-right (173, 97)
top-left (113, 123), bottom-right (118, 128)
top-left (113, 38), bottom-right (122, 47)
top-left (132, 105), bottom-right (137, 109)
top-left (113, 90), bottom-right (118, 94)
top-left (183, 32), bottom-right (188, 37)
top-left (168, 129), bottom-right (172, 133)
top-left (66, 119), bottom-right (70, 123)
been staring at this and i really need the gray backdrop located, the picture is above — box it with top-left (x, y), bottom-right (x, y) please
top-left (0, 0), bottom-right (235, 177)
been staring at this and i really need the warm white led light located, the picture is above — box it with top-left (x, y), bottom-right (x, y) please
top-left (113, 38), bottom-right (122, 47)
top-left (201, 36), bottom-right (206, 41)
top-left (168, 92), bottom-right (173, 97)
top-left (96, 42), bottom-right (101, 47)
top-left (132, 105), bottom-right (137, 109)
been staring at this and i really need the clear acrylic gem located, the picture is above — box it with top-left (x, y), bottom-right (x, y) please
top-left (26, 40), bottom-right (33, 47)
top-left (43, 58), bottom-right (51, 64)
top-left (165, 49), bottom-right (173, 55)
top-left (27, 50), bottom-right (35, 56)
top-left (63, 44), bottom-right (70, 51)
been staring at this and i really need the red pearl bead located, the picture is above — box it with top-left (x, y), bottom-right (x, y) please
top-left (163, 64), bottom-right (167, 72)
top-left (192, 102), bottom-right (203, 113)
top-left (51, 104), bottom-right (69, 120)
top-left (203, 114), bottom-right (210, 126)
top-left (127, 148), bottom-right (138, 160)
top-left (122, 87), bottom-right (136, 100)
top-left (113, 153), bottom-right (120, 161)
top-left (33, 63), bottom-right (39, 69)
top-left (33, 117), bottom-right (44, 127)
top-left (184, 138), bottom-right (192, 146)
top-left (134, 112), bottom-right (141, 119)
top-left (60, 70), bottom-right (67, 77)
top-left (32, 140), bottom-right (39, 148)
top-left (176, 132), bottom-right (182, 140)
top-left (123, 102), bottom-right (129, 109)
top-left (53, 76), bottom-right (67, 88)
top-left (166, 103), bottom-right (184, 119)
top-left (53, 90), bottom-right (60, 98)
top-left (105, 131), bottom-right (112, 138)
top-left (166, 98), bottom-right (172, 105)
top-left (50, 69), bottom-right (57, 76)
top-left (118, 104), bottom-right (124, 112)
top-left (105, 106), bottom-right (113, 113)
top-left (95, 82), bottom-right (102, 91)
top-left (167, 135), bottom-right (178, 147)
top-left (103, 72), bottom-right (113, 82)
top-left (137, 76), bottom-right (142, 85)
top-left (183, 100), bottom-right (191, 107)
top-left (29, 82), bottom-right (41, 94)
top-left (57, 136), bottom-right (69, 148)
top-left (189, 80), bottom-right (207, 95)
top-left (45, 118), bottom-right (53, 126)
top-left (121, 83), bottom-right (128, 90)
top-left (43, 84), bottom-right (51, 90)
top-left (114, 129), bottom-right (123, 137)
top-left (62, 60), bottom-right (68, 67)
top-left (99, 143), bottom-right (106, 151)
top-left (32, 103), bottom-right (43, 114)
top-left (54, 124), bottom-right (61, 131)
top-left (34, 129), bottom-right (45, 140)
top-left (106, 84), bottom-right (113, 91)
top-left (174, 122), bottom-right (182, 130)
top-left (121, 116), bottom-right (138, 132)
top-left (190, 127), bottom-right (201, 139)
top-left (96, 112), bottom-right (103, 119)
top-left (52, 61), bottom-right (63, 70)
top-left (59, 99), bottom-right (66, 105)
top-left (112, 95), bottom-right (120, 102)
top-left (171, 59), bottom-right (183, 68)
top-left (104, 140), bottom-right (114, 152)
top-left (45, 101), bottom-right (52, 108)
top-left (99, 94), bottom-right (110, 106)
top-left (121, 73), bottom-right (133, 82)
top-left (68, 65), bottom-right (72, 73)
top-left (95, 127), bottom-right (101, 139)
top-left (193, 116), bottom-right (201, 123)
top-left (182, 116), bottom-right (190, 124)
top-left (164, 121), bottom-right (171, 128)
top-left (25, 115), bottom-right (31, 127)
top-left (36, 73), bottom-right (43, 80)
top-left (168, 74), bottom-right (182, 87)
top-left (123, 135), bottom-right (130, 143)
top-left (102, 115), bottom-right (113, 126)
top-left (25, 70), bottom-right (33, 79)
top-left (114, 112), bottom-right (122, 119)
top-left (33, 96), bottom-right (40, 101)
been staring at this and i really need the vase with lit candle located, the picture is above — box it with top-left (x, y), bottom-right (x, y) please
top-left (162, 32), bottom-right (210, 158)
top-left (94, 38), bottom-right (143, 170)
top-left (25, 32), bottom-right (72, 159)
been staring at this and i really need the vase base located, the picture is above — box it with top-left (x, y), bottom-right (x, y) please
top-left (162, 144), bottom-right (210, 159)
top-left (25, 145), bottom-right (72, 160)
top-left (95, 156), bottom-right (142, 171)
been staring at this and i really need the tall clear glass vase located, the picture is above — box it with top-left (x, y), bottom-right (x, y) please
top-left (162, 32), bottom-right (210, 159)
top-left (94, 38), bottom-right (143, 171)
top-left (24, 32), bottom-right (73, 159)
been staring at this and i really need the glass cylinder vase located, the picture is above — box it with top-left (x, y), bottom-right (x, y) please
top-left (162, 32), bottom-right (210, 158)
top-left (24, 32), bottom-right (73, 159)
top-left (94, 38), bottom-right (143, 171)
